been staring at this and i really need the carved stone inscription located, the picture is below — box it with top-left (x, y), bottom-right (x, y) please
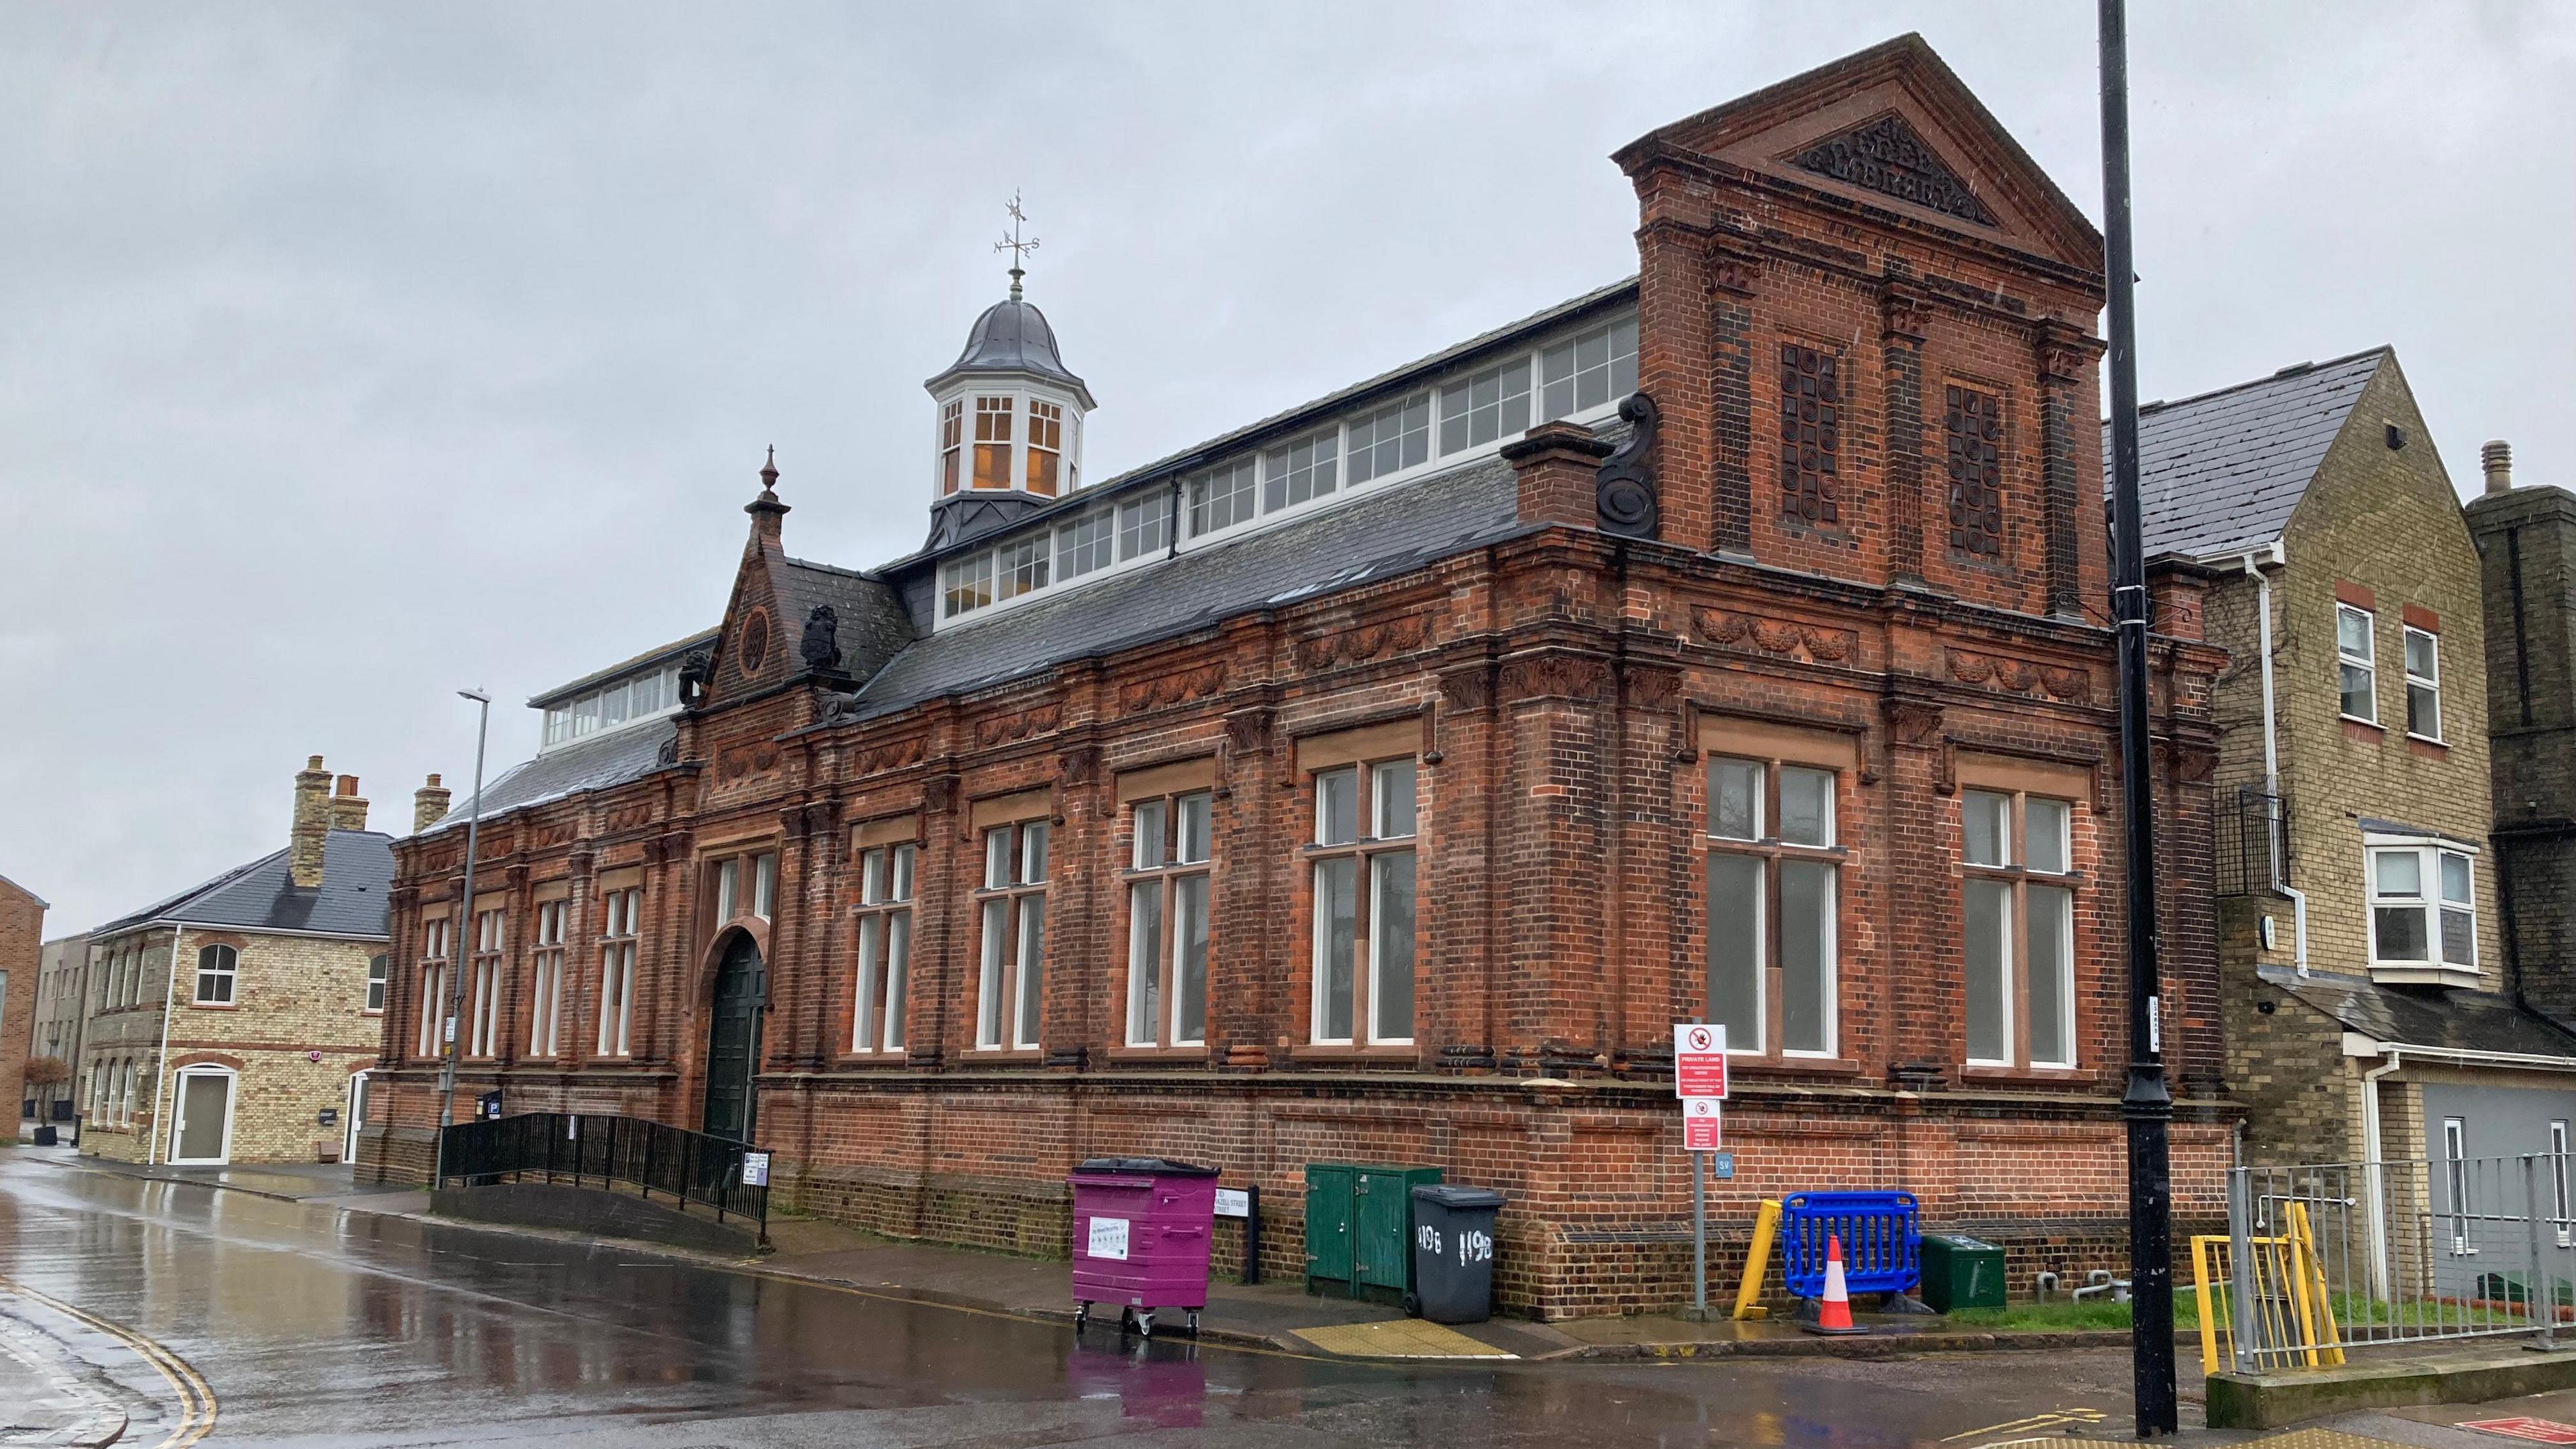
top-left (1793, 113), bottom-right (1998, 227)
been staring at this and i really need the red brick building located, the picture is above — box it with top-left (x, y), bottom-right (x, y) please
top-left (364, 36), bottom-right (2233, 1316)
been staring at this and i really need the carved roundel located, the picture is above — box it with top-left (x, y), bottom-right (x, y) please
top-left (737, 607), bottom-right (771, 680)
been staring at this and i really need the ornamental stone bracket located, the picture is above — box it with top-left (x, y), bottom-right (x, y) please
top-left (2035, 319), bottom-right (2104, 385)
top-left (1880, 280), bottom-right (1933, 345)
top-left (1706, 244), bottom-right (1762, 299)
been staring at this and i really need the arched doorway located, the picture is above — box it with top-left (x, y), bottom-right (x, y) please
top-left (700, 932), bottom-right (764, 1142)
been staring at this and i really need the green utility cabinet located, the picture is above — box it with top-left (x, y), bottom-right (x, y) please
top-left (1304, 1162), bottom-right (1442, 1304)
top-left (1919, 1233), bottom-right (2006, 1312)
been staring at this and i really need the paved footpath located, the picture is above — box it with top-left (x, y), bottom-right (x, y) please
top-left (12, 1146), bottom-right (2576, 1449)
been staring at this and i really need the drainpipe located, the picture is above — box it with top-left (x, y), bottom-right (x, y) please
top-left (2361, 1046), bottom-right (2404, 1298)
top-left (145, 924), bottom-right (186, 1167)
top-left (2245, 547), bottom-right (2308, 973)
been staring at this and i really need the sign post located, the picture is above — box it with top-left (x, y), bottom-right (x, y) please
top-left (1674, 1022), bottom-right (1729, 1317)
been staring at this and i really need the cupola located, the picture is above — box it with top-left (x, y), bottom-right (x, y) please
top-left (924, 198), bottom-right (1095, 551)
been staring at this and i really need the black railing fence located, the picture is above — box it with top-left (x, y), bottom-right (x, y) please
top-left (437, 1112), bottom-right (769, 1244)
top-left (2217, 786), bottom-right (2292, 898)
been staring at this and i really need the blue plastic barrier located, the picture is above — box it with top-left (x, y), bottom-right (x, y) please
top-left (1780, 1191), bottom-right (1921, 1299)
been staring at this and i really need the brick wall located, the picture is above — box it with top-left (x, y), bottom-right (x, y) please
top-left (79, 926), bottom-right (381, 1165)
top-left (362, 39), bottom-right (2235, 1317)
top-left (0, 879), bottom-right (42, 1121)
top-left (2468, 483), bottom-right (2576, 1026)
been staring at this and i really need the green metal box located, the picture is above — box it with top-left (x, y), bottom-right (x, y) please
top-left (1919, 1233), bottom-right (2006, 1312)
top-left (1304, 1162), bottom-right (1441, 1303)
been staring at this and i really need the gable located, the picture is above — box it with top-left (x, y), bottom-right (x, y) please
top-left (702, 541), bottom-right (789, 711)
top-left (1618, 34), bottom-right (2100, 274)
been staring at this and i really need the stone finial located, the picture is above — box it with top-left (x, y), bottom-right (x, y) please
top-left (413, 773), bottom-right (452, 834)
top-left (290, 755), bottom-right (332, 888)
top-left (2484, 440), bottom-right (2514, 495)
top-left (327, 774), bottom-right (370, 833)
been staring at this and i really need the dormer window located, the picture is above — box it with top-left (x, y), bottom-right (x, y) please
top-left (973, 396), bottom-right (1015, 490)
top-left (940, 400), bottom-right (963, 496)
top-left (1439, 359), bottom-right (1532, 455)
top-left (1189, 457), bottom-right (1258, 535)
top-left (1026, 400), bottom-right (1064, 496)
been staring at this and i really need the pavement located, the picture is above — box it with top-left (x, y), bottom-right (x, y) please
top-left (25, 1146), bottom-right (2576, 1446)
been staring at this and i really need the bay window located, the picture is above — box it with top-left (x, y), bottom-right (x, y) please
top-left (2369, 837), bottom-right (2477, 974)
top-left (1962, 788), bottom-right (2078, 1069)
top-left (1126, 791), bottom-right (1214, 1049)
top-left (853, 843), bottom-right (915, 1054)
top-left (976, 818), bottom-right (1049, 1050)
top-left (1703, 751), bottom-right (1839, 1058)
top-left (1309, 758), bottom-right (1417, 1046)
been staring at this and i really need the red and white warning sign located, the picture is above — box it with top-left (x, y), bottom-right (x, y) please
top-left (1673, 1022), bottom-right (1729, 1098)
top-left (1683, 1096), bottom-right (1724, 1151)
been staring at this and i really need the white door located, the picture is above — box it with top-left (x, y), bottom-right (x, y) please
top-left (169, 1069), bottom-right (234, 1165)
top-left (343, 1071), bottom-right (369, 1162)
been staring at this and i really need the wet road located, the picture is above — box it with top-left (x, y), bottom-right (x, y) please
top-left (0, 1155), bottom-right (2149, 1448)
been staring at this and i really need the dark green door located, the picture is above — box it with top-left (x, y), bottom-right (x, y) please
top-left (1354, 1170), bottom-right (1410, 1290)
top-left (1305, 1166), bottom-right (1353, 1283)
top-left (700, 933), bottom-right (763, 1143)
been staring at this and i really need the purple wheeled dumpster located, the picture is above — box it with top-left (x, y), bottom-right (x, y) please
top-left (1069, 1157), bottom-right (1220, 1338)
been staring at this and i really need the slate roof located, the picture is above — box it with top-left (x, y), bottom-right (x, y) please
top-left (423, 716), bottom-right (676, 835)
top-left (92, 830), bottom-right (393, 941)
top-left (776, 556), bottom-right (914, 683)
top-left (2114, 349), bottom-right (2387, 560)
top-left (837, 447), bottom-right (1542, 722)
top-left (2269, 965), bottom-right (2576, 1062)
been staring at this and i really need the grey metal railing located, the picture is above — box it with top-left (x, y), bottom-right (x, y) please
top-left (437, 1112), bottom-right (769, 1246)
top-left (2219, 1157), bottom-right (2572, 1372)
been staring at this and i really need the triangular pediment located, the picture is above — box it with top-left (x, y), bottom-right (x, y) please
top-left (1617, 34), bottom-right (2102, 276)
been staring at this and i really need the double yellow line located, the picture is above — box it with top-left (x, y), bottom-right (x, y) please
top-left (0, 1275), bottom-right (217, 1449)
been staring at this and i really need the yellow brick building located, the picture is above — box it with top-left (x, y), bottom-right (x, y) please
top-left (2133, 349), bottom-right (2576, 1189)
top-left (77, 757), bottom-right (393, 1166)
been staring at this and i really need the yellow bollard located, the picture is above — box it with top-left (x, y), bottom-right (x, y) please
top-left (1733, 1198), bottom-right (1782, 1320)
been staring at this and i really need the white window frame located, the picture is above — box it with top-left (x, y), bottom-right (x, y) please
top-left (1307, 759), bottom-right (1419, 1048)
top-left (597, 887), bottom-right (640, 1057)
top-left (974, 820), bottom-right (1049, 1051)
top-left (467, 908), bottom-right (504, 1059)
top-left (928, 311), bottom-right (1638, 634)
top-left (527, 899), bottom-right (567, 1057)
top-left (2363, 833), bottom-right (2479, 978)
top-left (852, 843), bottom-right (915, 1054)
top-left (1961, 790), bottom-right (2078, 1070)
top-left (2404, 625), bottom-right (2441, 743)
top-left (192, 944), bottom-right (237, 1006)
top-left (2337, 602), bottom-right (2378, 724)
top-left (1703, 755), bottom-right (1841, 1060)
top-left (417, 916), bottom-right (451, 1059)
top-left (1124, 792), bottom-right (1214, 1049)
top-left (366, 953), bottom-right (388, 1014)
top-left (2446, 1117), bottom-right (2474, 1255)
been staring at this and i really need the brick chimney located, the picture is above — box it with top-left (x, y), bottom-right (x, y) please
top-left (328, 775), bottom-right (370, 833)
top-left (1501, 420), bottom-right (1615, 531)
top-left (413, 773), bottom-right (452, 833)
top-left (2485, 439), bottom-right (2515, 495)
top-left (290, 755), bottom-right (332, 888)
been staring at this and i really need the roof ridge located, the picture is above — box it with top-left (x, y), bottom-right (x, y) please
top-left (2133, 345), bottom-right (2389, 419)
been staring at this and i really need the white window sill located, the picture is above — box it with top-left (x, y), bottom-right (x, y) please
top-left (2370, 963), bottom-right (2482, 988)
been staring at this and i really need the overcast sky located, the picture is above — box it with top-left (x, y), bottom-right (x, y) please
top-left (5, 3), bottom-right (2570, 936)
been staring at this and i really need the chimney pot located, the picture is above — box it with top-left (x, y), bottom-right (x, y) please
top-left (2483, 439), bottom-right (2514, 495)
top-left (328, 775), bottom-right (370, 833)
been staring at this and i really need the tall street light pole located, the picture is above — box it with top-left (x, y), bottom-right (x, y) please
top-left (2098, 0), bottom-right (2178, 1434)
top-left (431, 688), bottom-right (492, 1191)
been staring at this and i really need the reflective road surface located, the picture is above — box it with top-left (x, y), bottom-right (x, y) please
top-left (0, 1156), bottom-right (2149, 1448)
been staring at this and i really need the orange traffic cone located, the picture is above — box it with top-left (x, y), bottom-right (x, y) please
top-left (1803, 1232), bottom-right (1866, 1336)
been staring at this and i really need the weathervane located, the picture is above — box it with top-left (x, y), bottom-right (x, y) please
top-left (995, 191), bottom-right (1039, 299)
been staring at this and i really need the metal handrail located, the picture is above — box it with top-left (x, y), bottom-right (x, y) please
top-left (436, 1111), bottom-right (769, 1246)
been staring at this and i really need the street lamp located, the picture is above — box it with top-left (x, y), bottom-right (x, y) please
top-left (2098, 0), bottom-right (2178, 1434)
top-left (431, 688), bottom-right (491, 1192)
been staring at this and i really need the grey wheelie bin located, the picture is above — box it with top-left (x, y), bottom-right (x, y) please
top-left (1407, 1183), bottom-right (1506, 1324)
